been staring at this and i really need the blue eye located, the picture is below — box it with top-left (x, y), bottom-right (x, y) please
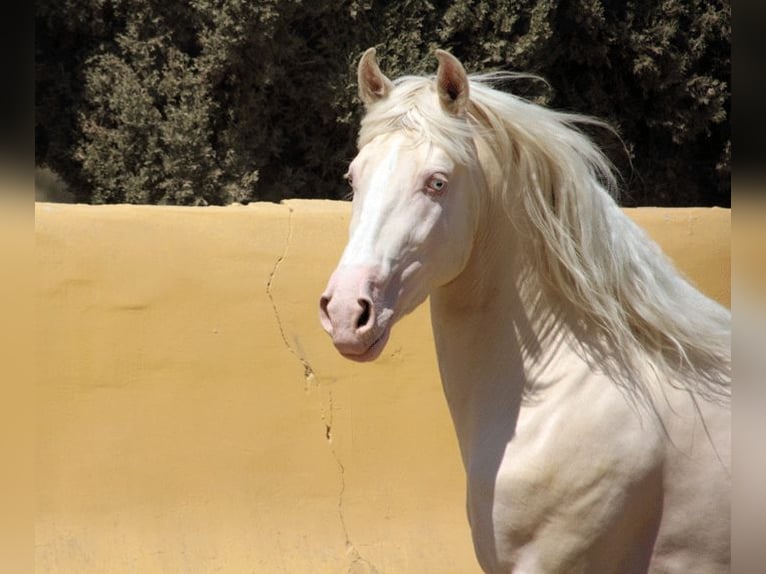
top-left (425, 175), bottom-right (448, 195)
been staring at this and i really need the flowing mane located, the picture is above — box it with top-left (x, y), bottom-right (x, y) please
top-left (358, 74), bottom-right (731, 405)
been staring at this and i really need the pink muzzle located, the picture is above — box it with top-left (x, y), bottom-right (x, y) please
top-left (319, 266), bottom-right (389, 361)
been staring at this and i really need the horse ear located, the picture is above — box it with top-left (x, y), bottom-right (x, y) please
top-left (358, 48), bottom-right (394, 107)
top-left (434, 50), bottom-right (469, 115)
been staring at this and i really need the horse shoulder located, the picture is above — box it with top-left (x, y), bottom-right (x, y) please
top-left (481, 373), bottom-right (666, 572)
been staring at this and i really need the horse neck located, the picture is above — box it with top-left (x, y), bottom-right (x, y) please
top-left (429, 203), bottom-right (544, 461)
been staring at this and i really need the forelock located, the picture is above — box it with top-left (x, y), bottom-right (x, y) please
top-left (357, 77), bottom-right (475, 164)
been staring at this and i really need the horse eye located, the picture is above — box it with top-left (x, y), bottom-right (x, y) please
top-left (345, 174), bottom-right (353, 186)
top-left (425, 175), bottom-right (448, 195)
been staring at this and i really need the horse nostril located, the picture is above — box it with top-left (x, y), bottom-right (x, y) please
top-left (320, 295), bottom-right (330, 315)
top-left (319, 295), bottom-right (332, 332)
top-left (356, 298), bottom-right (372, 330)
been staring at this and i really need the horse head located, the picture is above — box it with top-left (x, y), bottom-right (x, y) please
top-left (319, 49), bottom-right (482, 361)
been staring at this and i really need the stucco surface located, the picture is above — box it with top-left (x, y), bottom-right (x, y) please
top-left (35, 201), bottom-right (730, 573)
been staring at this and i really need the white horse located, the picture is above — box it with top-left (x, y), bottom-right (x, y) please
top-left (319, 48), bottom-right (730, 573)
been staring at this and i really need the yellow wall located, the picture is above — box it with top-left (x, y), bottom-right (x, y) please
top-left (35, 201), bottom-right (730, 573)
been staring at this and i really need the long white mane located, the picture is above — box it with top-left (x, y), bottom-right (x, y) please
top-left (359, 74), bottom-right (731, 404)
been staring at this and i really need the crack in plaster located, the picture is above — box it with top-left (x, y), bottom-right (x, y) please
top-left (265, 204), bottom-right (316, 387)
top-left (265, 203), bottom-right (378, 574)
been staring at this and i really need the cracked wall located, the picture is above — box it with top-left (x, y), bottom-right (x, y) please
top-left (35, 202), bottom-right (730, 573)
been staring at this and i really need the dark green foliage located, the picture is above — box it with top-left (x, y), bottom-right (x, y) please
top-left (36, 0), bottom-right (729, 206)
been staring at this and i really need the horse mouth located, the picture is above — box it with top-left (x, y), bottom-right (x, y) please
top-left (340, 327), bottom-right (391, 363)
